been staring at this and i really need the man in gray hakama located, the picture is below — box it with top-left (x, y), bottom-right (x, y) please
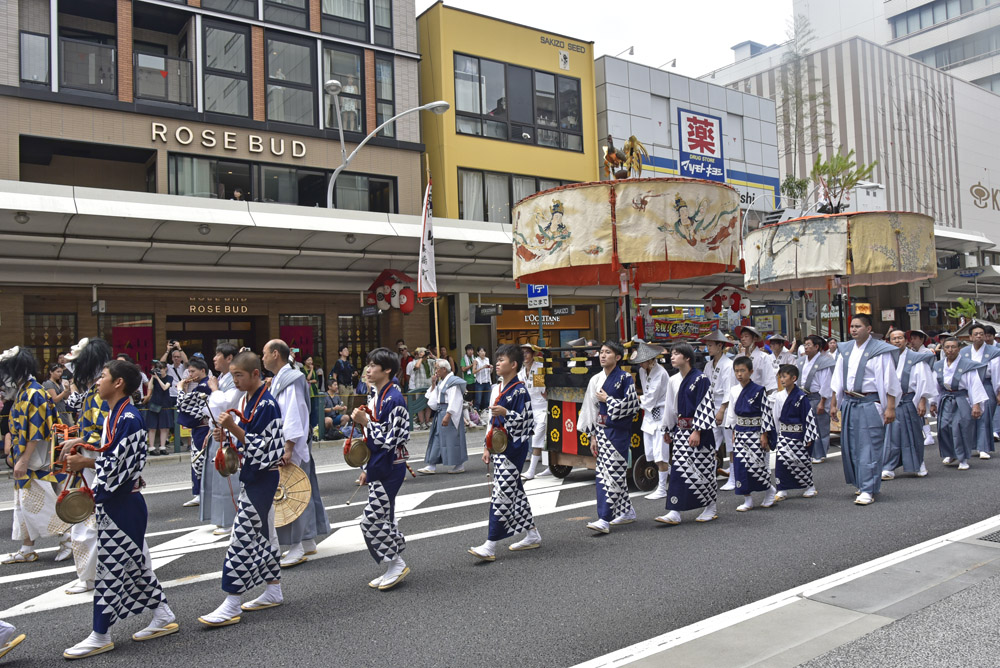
top-left (418, 359), bottom-right (468, 474)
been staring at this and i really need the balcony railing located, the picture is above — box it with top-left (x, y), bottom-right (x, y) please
top-left (60, 37), bottom-right (116, 94)
top-left (135, 53), bottom-right (193, 106)
top-left (20, 31), bottom-right (49, 84)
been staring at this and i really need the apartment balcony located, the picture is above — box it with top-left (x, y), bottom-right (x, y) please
top-left (60, 37), bottom-right (116, 95)
top-left (135, 53), bottom-right (193, 106)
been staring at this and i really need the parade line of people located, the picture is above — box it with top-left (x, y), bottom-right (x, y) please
top-left (1, 312), bottom-right (997, 661)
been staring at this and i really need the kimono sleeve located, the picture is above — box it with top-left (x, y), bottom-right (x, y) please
top-left (368, 399), bottom-right (410, 453)
top-left (606, 374), bottom-right (640, 421)
top-left (93, 415), bottom-right (145, 496)
top-left (503, 387), bottom-right (533, 443)
top-left (803, 400), bottom-right (819, 443)
top-left (177, 388), bottom-right (208, 417)
top-left (241, 398), bottom-right (284, 477)
top-left (691, 376), bottom-right (715, 431)
top-left (78, 391), bottom-right (109, 446)
top-left (23, 387), bottom-right (52, 445)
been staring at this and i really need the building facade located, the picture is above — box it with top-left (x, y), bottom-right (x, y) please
top-left (416, 2), bottom-right (600, 223)
top-left (710, 35), bottom-right (1000, 331)
top-left (596, 55), bottom-right (781, 222)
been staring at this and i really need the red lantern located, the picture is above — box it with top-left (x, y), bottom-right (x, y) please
top-left (730, 293), bottom-right (742, 312)
top-left (711, 295), bottom-right (723, 314)
top-left (365, 292), bottom-right (377, 306)
top-left (399, 287), bottom-right (415, 314)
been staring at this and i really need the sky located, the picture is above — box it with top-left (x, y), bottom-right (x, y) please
top-left (414, 0), bottom-right (794, 78)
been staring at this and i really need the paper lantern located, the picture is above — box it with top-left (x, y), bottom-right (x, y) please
top-left (389, 282), bottom-right (400, 308)
top-left (399, 287), bottom-right (415, 314)
top-left (740, 301), bottom-right (751, 317)
top-left (730, 293), bottom-right (742, 312)
top-left (376, 285), bottom-right (390, 311)
top-left (711, 295), bottom-right (723, 314)
top-left (365, 292), bottom-right (377, 306)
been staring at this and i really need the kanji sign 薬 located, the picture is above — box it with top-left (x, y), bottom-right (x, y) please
top-left (678, 108), bottom-right (725, 183)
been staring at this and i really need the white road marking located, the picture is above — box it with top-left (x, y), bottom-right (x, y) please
top-left (572, 512), bottom-right (1000, 668)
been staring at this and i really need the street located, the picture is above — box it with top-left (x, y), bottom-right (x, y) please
top-left (2, 433), bottom-right (999, 667)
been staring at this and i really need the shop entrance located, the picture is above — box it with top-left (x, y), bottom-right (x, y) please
top-left (166, 315), bottom-right (265, 360)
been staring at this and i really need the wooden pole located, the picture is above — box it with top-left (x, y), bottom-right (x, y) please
top-left (425, 160), bottom-right (441, 360)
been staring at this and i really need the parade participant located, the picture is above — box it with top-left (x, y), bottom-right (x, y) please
top-left (63, 360), bottom-right (176, 658)
top-left (701, 331), bottom-right (736, 492)
top-left (198, 352), bottom-right (285, 627)
top-left (634, 342), bottom-right (669, 500)
top-left (882, 329), bottom-right (935, 480)
top-left (0, 346), bottom-right (71, 565)
top-left (57, 338), bottom-right (112, 594)
top-left (177, 357), bottom-right (212, 508)
top-left (419, 359), bottom-right (468, 475)
top-left (959, 323), bottom-right (999, 459)
top-left (766, 364), bottom-right (819, 501)
top-left (931, 337), bottom-right (987, 471)
top-left (202, 343), bottom-right (241, 535)
top-left (656, 343), bottom-right (718, 525)
top-left (469, 344), bottom-right (540, 558)
top-left (579, 340), bottom-right (640, 533)
top-left (354, 348), bottom-right (412, 589)
top-left (830, 314), bottom-right (901, 506)
top-left (907, 329), bottom-right (937, 447)
top-left (797, 334), bottom-right (835, 464)
top-left (769, 334), bottom-right (796, 366)
top-left (736, 326), bottom-right (777, 392)
top-left (725, 356), bottom-right (776, 511)
top-left (520, 343), bottom-right (552, 480)
top-left (0, 620), bottom-right (24, 660)
top-left (263, 340), bottom-right (330, 568)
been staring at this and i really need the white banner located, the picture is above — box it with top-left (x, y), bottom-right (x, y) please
top-left (417, 179), bottom-right (437, 298)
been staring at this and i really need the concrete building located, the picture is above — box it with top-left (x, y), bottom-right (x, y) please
top-left (708, 34), bottom-right (1000, 331)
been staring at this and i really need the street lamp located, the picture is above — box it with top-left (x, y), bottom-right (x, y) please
top-left (324, 78), bottom-right (450, 208)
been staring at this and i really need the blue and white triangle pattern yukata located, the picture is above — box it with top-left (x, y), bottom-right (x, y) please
top-left (666, 369), bottom-right (718, 512)
top-left (92, 399), bottom-right (166, 634)
top-left (487, 378), bottom-right (535, 541)
top-left (593, 367), bottom-right (640, 523)
top-left (361, 383), bottom-right (410, 564)
top-left (221, 385), bottom-right (284, 595)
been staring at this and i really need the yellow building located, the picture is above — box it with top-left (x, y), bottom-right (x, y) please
top-left (417, 2), bottom-right (599, 223)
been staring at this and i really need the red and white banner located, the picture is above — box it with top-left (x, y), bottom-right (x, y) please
top-left (417, 177), bottom-right (437, 298)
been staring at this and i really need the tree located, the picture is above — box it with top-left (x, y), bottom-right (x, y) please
top-left (810, 148), bottom-right (877, 213)
top-left (776, 15), bottom-right (836, 206)
top-left (945, 298), bottom-right (977, 322)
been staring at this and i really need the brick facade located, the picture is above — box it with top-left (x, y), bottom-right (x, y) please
top-left (116, 0), bottom-right (133, 103)
top-left (309, 0), bottom-right (321, 32)
top-left (364, 49), bottom-right (376, 135)
top-left (251, 25), bottom-right (265, 122)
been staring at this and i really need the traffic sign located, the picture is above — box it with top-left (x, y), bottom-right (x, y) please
top-left (905, 303), bottom-right (920, 313)
top-left (527, 284), bottom-right (549, 308)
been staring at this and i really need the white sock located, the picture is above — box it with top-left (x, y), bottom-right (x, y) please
top-left (88, 631), bottom-right (111, 646)
top-left (152, 602), bottom-right (174, 625)
top-left (658, 470), bottom-right (669, 488)
top-left (528, 454), bottom-right (541, 473)
top-left (205, 594), bottom-right (242, 621)
top-left (384, 555), bottom-right (406, 578)
top-left (743, 495), bottom-right (752, 504)
top-left (302, 539), bottom-right (317, 552)
top-left (526, 527), bottom-right (540, 541)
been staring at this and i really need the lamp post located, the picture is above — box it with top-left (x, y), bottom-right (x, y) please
top-left (324, 79), bottom-right (450, 209)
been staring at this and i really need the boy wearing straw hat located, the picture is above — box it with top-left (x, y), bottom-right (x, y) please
top-left (736, 326), bottom-right (777, 393)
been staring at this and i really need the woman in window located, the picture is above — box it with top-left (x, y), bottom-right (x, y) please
top-left (341, 74), bottom-right (360, 131)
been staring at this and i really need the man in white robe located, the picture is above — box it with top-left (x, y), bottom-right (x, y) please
top-left (632, 342), bottom-right (669, 499)
top-left (702, 331), bottom-right (737, 490)
top-left (418, 359), bottom-right (468, 474)
top-left (736, 326), bottom-right (777, 392)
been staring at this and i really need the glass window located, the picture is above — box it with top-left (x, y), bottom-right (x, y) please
top-left (458, 169), bottom-right (484, 220)
top-left (279, 315), bottom-right (325, 360)
top-left (374, 0), bottom-right (392, 46)
top-left (264, 0), bottom-right (307, 28)
top-left (453, 56), bottom-right (583, 152)
top-left (508, 66), bottom-right (533, 123)
top-left (485, 172), bottom-right (510, 224)
top-left (535, 72), bottom-right (556, 127)
top-left (375, 56), bottom-right (394, 137)
top-left (168, 155), bottom-right (252, 199)
top-left (907, 12), bottom-right (921, 33)
top-left (557, 77), bottom-right (580, 131)
top-left (20, 32), bottom-right (49, 84)
top-left (512, 176), bottom-right (536, 205)
top-left (933, 2), bottom-right (947, 23)
top-left (24, 314), bottom-right (77, 368)
top-left (455, 55), bottom-right (480, 114)
top-left (266, 36), bottom-right (315, 126)
top-left (261, 165), bottom-right (327, 206)
top-left (323, 47), bottom-right (363, 132)
top-left (268, 39), bottom-right (311, 85)
top-left (204, 23), bottom-right (249, 117)
top-left (481, 59), bottom-right (506, 119)
top-left (334, 173), bottom-right (396, 212)
top-left (205, 75), bottom-right (249, 115)
top-left (538, 178), bottom-right (561, 191)
top-left (202, 0), bottom-right (256, 18)
top-left (322, 0), bottom-right (367, 41)
top-left (947, 0), bottom-right (960, 17)
top-left (920, 6), bottom-right (933, 28)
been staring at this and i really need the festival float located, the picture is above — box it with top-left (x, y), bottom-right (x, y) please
top-left (511, 137), bottom-right (744, 488)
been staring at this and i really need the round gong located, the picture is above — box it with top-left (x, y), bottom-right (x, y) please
top-left (56, 489), bottom-right (95, 524)
top-left (343, 439), bottom-right (370, 468)
top-left (217, 445), bottom-right (240, 477)
top-left (487, 428), bottom-right (508, 454)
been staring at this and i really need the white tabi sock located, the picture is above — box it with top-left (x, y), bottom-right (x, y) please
top-left (152, 602), bottom-right (174, 626)
top-left (384, 555), bottom-right (407, 579)
top-left (0, 621), bottom-right (16, 646)
top-left (204, 595), bottom-right (242, 623)
top-left (302, 539), bottom-right (317, 553)
top-left (526, 454), bottom-right (541, 477)
top-left (65, 631), bottom-right (112, 657)
top-left (658, 470), bottom-right (669, 489)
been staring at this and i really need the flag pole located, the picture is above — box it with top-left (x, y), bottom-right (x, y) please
top-left (425, 160), bottom-right (441, 360)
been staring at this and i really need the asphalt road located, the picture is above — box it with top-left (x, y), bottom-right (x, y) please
top-left (1, 436), bottom-right (998, 668)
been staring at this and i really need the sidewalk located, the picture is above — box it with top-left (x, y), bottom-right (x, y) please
top-left (576, 515), bottom-right (1000, 668)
